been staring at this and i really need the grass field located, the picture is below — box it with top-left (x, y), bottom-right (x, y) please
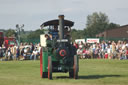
top-left (0, 59), bottom-right (128, 85)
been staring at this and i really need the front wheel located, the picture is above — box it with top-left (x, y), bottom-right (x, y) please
top-left (73, 55), bottom-right (78, 79)
top-left (40, 48), bottom-right (43, 78)
top-left (48, 56), bottom-right (52, 79)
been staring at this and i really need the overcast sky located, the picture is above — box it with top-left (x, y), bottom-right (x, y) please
top-left (0, 0), bottom-right (128, 31)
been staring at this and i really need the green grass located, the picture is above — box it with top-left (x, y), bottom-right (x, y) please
top-left (0, 59), bottom-right (128, 85)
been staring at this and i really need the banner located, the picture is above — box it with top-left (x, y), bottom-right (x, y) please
top-left (86, 38), bottom-right (99, 43)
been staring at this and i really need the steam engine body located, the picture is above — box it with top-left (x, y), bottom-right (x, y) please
top-left (40, 15), bottom-right (79, 79)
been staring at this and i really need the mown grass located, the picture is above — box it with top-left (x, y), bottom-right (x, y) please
top-left (0, 59), bottom-right (128, 85)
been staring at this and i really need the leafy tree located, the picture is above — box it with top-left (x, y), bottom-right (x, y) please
top-left (84, 12), bottom-right (120, 37)
top-left (5, 29), bottom-right (16, 37)
top-left (85, 12), bottom-right (109, 37)
top-left (107, 23), bottom-right (120, 30)
top-left (27, 29), bottom-right (44, 39)
top-left (71, 29), bottom-right (85, 42)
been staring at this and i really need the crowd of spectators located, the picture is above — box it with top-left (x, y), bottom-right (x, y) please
top-left (0, 43), bottom-right (41, 61)
top-left (1, 40), bottom-right (128, 61)
top-left (74, 40), bottom-right (128, 60)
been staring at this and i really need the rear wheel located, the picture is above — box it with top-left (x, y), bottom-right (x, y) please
top-left (40, 48), bottom-right (48, 78)
top-left (42, 72), bottom-right (48, 78)
top-left (73, 55), bottom-right (78, 79)
top-left (69, 70), bottom-right (73, 78)
top-left (48, 56), bottom-right (52, 79)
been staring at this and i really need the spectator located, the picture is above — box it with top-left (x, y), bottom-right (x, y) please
top-left (73, 42), bottom-right (78, 49)
top-left (30, 47), bottom-right (39, 60)
top-left (77, 45), bottom-right (83, 59)
top-left (0, 47), bottom-right (3, 58)
top-left (23, 47), bottom-right (28, 59)
top-left (126, 47), bottom-right (128, 59)
top-left (82, 48), bottom-right (86, 59)
top-left (16, 46), bottom-right (20, 60)
top-left (107, 45), bottom-right (111, 59)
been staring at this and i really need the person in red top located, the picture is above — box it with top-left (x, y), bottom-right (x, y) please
top-left (126, 47), bottom-right (128, 59)
top-left (73, 42), bottom-right (78, 49)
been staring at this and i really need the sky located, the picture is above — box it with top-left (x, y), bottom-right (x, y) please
top-left (0, 0), bottom-right (128, 31)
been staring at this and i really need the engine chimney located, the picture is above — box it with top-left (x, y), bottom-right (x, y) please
top-left (58, 15), bottom-right (65, 40)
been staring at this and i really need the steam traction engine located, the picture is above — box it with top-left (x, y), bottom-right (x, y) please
top-left (40, 15), bottom-right (79, 79)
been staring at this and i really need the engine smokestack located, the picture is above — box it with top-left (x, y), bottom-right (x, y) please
top-left (58, 15), bottom-right (65, 40)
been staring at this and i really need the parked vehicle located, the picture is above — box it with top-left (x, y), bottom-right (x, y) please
top-left (0, 32), bottom-right (17, 48)
top-left (0, 32), bottom-right (4, 47)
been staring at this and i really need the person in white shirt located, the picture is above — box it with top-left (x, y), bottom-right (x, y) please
top-left (107, 45), bottom-right (111, 59)
top-left (77, 45), bottom-right (83, 59)
top-left (30, 47), bottom-right (39, 60)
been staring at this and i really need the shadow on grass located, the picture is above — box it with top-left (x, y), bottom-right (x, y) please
top-left (55, 75), bottom-right (121, 79)
top-left (79, 75), bottom-right (121, 79)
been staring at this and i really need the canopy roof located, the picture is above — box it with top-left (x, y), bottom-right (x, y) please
top-left (40, 19), bottom-right (74, 28)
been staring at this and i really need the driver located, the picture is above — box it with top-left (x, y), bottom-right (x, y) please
top-left (50, 25), bottom-right (59, 39)
top-left (64, 27), bottom-right (71, 40)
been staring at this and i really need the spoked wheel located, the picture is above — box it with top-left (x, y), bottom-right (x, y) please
top-left (48, 56), bottom-right (52, 80)
top-left (69, 70), bottom-right (73, 78)
top-left (73, 55), bottom-right (78, 79)
top-left (40, 48), bottom-right (48, 78)
top-left (42, 72), bottom-right (48, 78)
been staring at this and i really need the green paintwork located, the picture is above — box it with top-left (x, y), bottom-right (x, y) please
top-left (42, 49), bottom-right (75, 73)
top-left (42, 51), bottom-right (48, 72)
top-left (42, 39), bottom-right (79, 73)
top-left (42, 47), bottom-right (58, 72)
